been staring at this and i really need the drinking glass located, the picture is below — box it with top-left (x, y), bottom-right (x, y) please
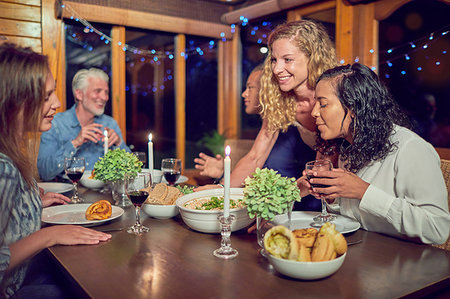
top-left (305, 159), bottom-right (335, 225)
top-left (125, 172), bottom-right (152, 235)
top-left (133, 152), bottom-right (147, 166)
top-left (161, 158), bottom-right (182, 186)
top-left (64, 157), bottom-right (85, 203)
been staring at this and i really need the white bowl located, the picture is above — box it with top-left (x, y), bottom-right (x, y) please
top-left (267, 252), bottom-right (346, 280)
top-left (80, 170), bottom-right (106, 189)
top-left (175, 188), bottom-right (252, 233)
top-left (141, 169), bottom-right (163, 184)
top-left (142, 204), bottom-right (179, 219)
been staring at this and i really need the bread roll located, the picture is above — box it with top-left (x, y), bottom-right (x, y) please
top-left (264, 225), bottom-right (298, 260)
top-left (311, 232), bottom-right (335, 262)
top-left (318, 222), bottom-right (348, 255)
top-left (293, 228), bottom-right (318, 248)
top-left (85, 200), bottom-right (112, 220)
top-left (297, 243), bottom-right (312, 262)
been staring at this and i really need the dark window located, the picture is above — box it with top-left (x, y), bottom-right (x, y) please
top-left (65, 21), bottom-right (112, 115)
top-left (125, 28), bottom-right (176, 169)
top-left (379, 0), bottom-right (450, 147)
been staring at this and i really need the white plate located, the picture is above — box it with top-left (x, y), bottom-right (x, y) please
top-left (42, 204), bottom-right (124, 227)
top-left (38, 182), bottom-right (74, 194)
top-left (161, 175), bottom-right (188, 184)
top-left (273, 211), bottom-right (361, 234)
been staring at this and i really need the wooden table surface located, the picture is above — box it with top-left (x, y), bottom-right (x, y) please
top-left (46, 188), bottom-right (450, 299)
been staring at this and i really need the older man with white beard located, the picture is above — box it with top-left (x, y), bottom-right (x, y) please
top-left (38, 68), bottom-right (129, 181)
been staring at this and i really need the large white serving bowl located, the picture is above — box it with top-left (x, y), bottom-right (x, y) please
top-left (267, 252), bottom-right (346, 280)
top-left (142, 203), bottom-right (179, 219)
top-left (80, 170), bottom-right (105, 189)
top-left (175, 188), bottom-right (252, 233)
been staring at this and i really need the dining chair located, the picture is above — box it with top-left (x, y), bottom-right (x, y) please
top-left (432, 159), bottom-right (450, 251)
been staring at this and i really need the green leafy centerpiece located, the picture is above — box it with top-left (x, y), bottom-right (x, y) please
top-left (244, 168), bottom-right (301, 220)
top-left (93, 149), bottom-right (142, 182)
top-left (243, 168), bottom-right (301, 247)
top-left (93, 149), bottom-right (143, 207)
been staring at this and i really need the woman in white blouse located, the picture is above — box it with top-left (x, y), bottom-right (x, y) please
top-left (304, 63), bottom-right (449, 245)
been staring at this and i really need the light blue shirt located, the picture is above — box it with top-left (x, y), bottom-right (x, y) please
top-left (37, 105), bottom-right (130, 181)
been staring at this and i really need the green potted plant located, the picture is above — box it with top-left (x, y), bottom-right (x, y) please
top-left (196, 130), bottom-right (225, 157)
top-left (243, 168), bottom-right (301, 247)
top-left (93, 149), bottom-right (143, 207)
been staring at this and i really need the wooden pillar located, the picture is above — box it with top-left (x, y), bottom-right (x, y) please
top-left (175, 34), bottom-right (186, 165)
top-left (336, 0), bottom-right (378, 69)
top-left (42, 0), bottom-right (66, 111)
top-left (111, 26), bottom-right (126, 142)
top-left (217, 27), bottom-right (241, 139)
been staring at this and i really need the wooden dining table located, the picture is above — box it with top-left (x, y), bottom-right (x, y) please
top-left (45, 187), bottom-right (450, 299)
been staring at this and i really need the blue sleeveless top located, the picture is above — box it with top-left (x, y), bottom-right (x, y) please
top-left (262, 126), bottom-right (320, 211)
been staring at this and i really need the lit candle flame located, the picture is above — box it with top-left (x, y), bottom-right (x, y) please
top-left (148, 133), bottom-right (152, 142)
top-left (103, 129), bottom-right (108, 137)
top-left (225, 145), bottom-right (231, 157)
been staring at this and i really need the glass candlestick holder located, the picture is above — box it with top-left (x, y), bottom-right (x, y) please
top-left (213, 214), bottom-right (238, 259)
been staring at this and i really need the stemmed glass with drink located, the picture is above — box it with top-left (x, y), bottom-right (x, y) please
top-left (64, 157), bottom-right (85, 203)
top-left (125, 172), bottom-right (151, 235)
top-left (305, 159), bottom-right (335, 225)
top-left (161, 158), bottom-right (182, 186)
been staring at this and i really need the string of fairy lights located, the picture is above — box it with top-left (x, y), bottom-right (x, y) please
top-left (62, 3), bottom-right (448, 91)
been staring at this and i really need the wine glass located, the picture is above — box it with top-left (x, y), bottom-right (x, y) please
top-left (125, 172), bottom-right (152, 235)
top-left (305, 159), bottom-right (335, 225)
top-left (64, 157), bottom-right (85, 203)
top-left (161, 158), bottom-right (182, 186)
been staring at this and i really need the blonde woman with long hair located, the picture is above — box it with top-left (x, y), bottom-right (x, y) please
top-left (229, 20), bottom-right (338, 209)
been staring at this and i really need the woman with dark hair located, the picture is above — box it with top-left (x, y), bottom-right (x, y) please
top-left (0, 43), bottom-right (111, 298)
top-left (306, 63), bottom-right (449, 244)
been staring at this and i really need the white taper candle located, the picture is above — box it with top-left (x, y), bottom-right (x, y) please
top-left (223, 145), bottom-right (231, 218)
top-left (148, 133), bottom-right (154, 176)
top-left (103, 129), bottom-right (108, 156)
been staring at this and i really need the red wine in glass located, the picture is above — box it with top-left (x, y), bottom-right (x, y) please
top-left (164, 170), bottom-right (180, 185)
top-left (306, 174), bottom-right (329, 189)
top-left (66, 170), bottom-right (84, 183)
top-left (128, 190), bottom-right (149, 207)
top-left (64, 157), bottom-right (85, 203)
top-left (305, 159), bottom-right (334, 225)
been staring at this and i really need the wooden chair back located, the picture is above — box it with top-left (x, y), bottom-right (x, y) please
top-left (432, 159), bottom-right (450, 251)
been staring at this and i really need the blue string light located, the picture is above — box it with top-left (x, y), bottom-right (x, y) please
top-left (62, 2), bottom-right (223, 64)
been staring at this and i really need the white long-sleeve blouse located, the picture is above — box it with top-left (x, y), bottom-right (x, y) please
top-left (338, 125), bottom-right (449, 245)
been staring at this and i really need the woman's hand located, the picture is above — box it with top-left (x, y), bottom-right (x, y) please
top-left (194, 153), bottom-right (224, 179)
top-left (41, 192), bottom-right (71, 208)
top-left (296, 175), bottom-right (311, 198)
top-left (309, 168), bottom-right (370, 201)
top-left (43, 225), bottom-right (112, 247)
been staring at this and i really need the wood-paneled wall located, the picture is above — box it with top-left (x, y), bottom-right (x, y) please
top-left (0, 0), bottom-right (42, 52)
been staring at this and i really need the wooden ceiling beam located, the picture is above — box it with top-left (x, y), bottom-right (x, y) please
top-left (59, 1), bottom-right (232, 39)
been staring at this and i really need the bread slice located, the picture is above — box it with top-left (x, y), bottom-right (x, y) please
top-left (164, 186), bottom-right (182, 205)
top-left (293, 228), bottom-right (318, 248)
top-left (145, 183), bottom-right (168, 205)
